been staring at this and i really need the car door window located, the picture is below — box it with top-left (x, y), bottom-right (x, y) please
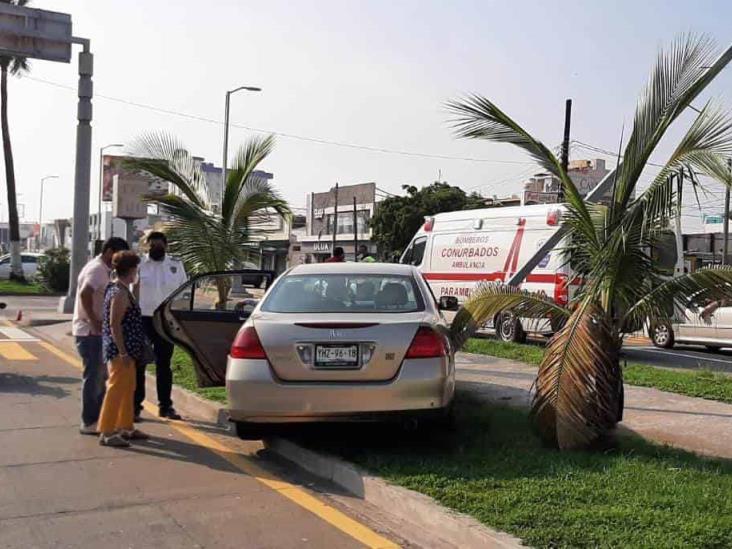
top-left (410, 237), bottom-right (427, 267)
top-left (159, 270), bottom-right (275, 387)
top-left (21, 255), bottom-right (38, 264)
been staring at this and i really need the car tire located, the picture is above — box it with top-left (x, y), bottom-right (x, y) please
top-left (650, 321), bottom-right (675, 349)
top-left (496, 311), bottom-right (527, 344)
top-left (234, 421), bottom-right (270, 440)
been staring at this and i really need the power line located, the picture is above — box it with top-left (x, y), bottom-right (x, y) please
top-left (26, 75), bottom-right (536, 166)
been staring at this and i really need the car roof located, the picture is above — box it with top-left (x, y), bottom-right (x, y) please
top-left (287, 262), bottom-right (418, 276)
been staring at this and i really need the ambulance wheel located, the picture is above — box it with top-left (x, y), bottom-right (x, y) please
top-left (496, 311), bottom-right (526, 344)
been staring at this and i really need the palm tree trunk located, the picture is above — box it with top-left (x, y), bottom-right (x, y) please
top-left (1, 64), bottom-right (24, 281)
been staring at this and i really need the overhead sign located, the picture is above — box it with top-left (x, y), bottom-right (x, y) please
top-left (113, 176), bottom-right (149, 220)
top-left (0, 5), bottom-right (72, 63)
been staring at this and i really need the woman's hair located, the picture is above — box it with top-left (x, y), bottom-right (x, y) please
top-left (112, 250), bottom-right (140, 278)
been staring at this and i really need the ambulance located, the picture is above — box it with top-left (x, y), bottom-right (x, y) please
top-left (400, 203), bottom-right (574, 342)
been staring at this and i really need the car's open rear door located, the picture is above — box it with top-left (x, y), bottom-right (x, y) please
top-left (153, 270), bottom-right (276, 387)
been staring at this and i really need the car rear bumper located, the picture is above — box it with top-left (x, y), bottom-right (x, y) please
top-left (225, 357), bottom-right (455, 423)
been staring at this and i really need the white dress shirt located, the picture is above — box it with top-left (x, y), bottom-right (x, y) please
top-left (137, 254), bottom-right (188, 317)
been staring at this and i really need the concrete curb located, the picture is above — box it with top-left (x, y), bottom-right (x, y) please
top-left (26, 321), bottom-right (521, 548)
top-left (264, 437), bottom-right (522, 549)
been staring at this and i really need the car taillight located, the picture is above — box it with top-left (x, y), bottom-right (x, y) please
top-left (230, 326), bottom-right (267, 359)
top-left (554, 274), bottom-right (569, 306)
top-left (405, 327), bottom-right (447, 359)
top-left (423, 217), bottom-right (435, 232)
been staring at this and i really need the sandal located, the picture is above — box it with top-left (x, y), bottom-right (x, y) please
top-left (99, 433), bottom-right (131, 448)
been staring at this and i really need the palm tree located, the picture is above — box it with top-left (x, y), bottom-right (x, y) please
top-left (125, 132), bottom-right (291, 304)
top-left (449, 34), bottom-right (732, 450)
top-left (0, 0), bottom-right (30, 281)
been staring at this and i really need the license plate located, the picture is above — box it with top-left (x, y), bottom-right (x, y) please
top-left (314, 344), bottom-right (359, 367)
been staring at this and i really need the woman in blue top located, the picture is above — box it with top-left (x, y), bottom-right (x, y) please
top-left (97, 250), bottom-right (149, 447)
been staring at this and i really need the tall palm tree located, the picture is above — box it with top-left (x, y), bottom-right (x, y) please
top-left (449, 34), bottom-right (732, 450)
top-left (125, 132), bottom-right (291, 303)
top-left (0, 0), bottom-right (30, 281)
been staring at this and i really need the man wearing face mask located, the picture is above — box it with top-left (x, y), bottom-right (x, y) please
top-left (133, 231), bottom-right (187, 421)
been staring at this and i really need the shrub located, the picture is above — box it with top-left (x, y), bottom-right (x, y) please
top-left (37, 247), bottom-right (70, 293)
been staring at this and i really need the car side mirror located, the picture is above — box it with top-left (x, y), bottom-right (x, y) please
top-left (438, 296), bottom-right (459, 311)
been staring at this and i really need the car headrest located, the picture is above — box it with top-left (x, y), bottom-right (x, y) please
top-left (375, 283), bottom-right (408, 307)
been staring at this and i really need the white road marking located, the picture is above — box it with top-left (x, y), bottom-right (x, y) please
top-left (0, 327), bottom-right (37, 340)
top-left (631, 347), bottom-right (732, 365)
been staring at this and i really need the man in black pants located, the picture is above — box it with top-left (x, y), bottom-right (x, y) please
top-left (133, 232), bottom-right (187, 421)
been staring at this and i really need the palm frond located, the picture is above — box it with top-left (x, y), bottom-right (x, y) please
top-left (222, 135), bottom-right (276, 223)
top-left (126, 132), bottom-right (208, 208)
top-left (634, 103), bottom-right (732, 231)
top-left (447, 94), bottom-right (595, 238)
top-left (530, 302), bottom-right (623, 450)
top-left (622, 267), bottom-right (732, 328)
top-left (450, 282), bottom-right (570, 349)
top-left (614, 34), bottom-right (732, 211)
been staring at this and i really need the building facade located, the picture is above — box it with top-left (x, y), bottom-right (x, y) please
top-left (523, 158), bottom-right (609, 204)
top-left (300, 182), bottom-right (378, 262)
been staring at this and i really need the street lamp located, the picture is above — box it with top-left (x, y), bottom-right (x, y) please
top-left (38, 175), bottom-right (59, 250)
top-left (98, 143), bottom-right (124, 241)
top-left (222, 85), bottom-right (261, 210)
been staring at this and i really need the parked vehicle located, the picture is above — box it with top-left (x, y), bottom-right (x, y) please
top-left (155, 263), bottom-right (457, 439)
top-left (0, 252), bottom-right (44, 279)
top-left (400, 203), bottom-right (575, 342)
top-left (649, 304), bottom-right (732, 351)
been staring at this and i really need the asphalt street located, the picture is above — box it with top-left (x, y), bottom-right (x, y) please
top-left (0, 321), bottom-right (406, 549)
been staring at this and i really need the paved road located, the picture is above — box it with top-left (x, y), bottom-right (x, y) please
top-left (622, 345), bottom-right (732, 374)
top-left (0, 322), bottom-right (407, 549)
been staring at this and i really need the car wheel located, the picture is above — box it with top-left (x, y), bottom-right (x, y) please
top-left (650, 322), bottom-right (674, 349)
top-left (234, 421), bottom-right (270, 440)
top-left (496, 311), bottom-right (526, 344)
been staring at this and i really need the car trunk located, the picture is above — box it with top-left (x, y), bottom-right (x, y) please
top-left (252, 311), bottom-right (432, 382)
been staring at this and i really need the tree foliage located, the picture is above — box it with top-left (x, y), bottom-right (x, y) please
top-left (370, 182), bottom-right (485, 257)
top-left (450, 34), bottom-right (732, 450)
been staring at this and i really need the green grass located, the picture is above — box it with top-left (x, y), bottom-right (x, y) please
top-left (464, 337), bottom-right (732, 405)
top-left (302, 396), bottom-right (732, 548)
top-left (624, 363), bottom-right (732, 404)
top-left (0, 279), bottom-right (47, 295)
top-left (464, 337), bottom-right (545, 365)
top-left (169, 347), bottom-right (227, 403)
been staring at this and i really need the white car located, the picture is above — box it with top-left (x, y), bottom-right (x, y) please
top-left (649, 304), bottom-right (732, 351)
top-left (0, 252), bottom-right (44, 280)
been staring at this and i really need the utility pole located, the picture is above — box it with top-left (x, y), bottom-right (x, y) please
top-left (332, 183), bottom-right (339, 256)
top-left (353, 196), bottom-right (358, 262)
top-left (724, 157), bottom-right (731, 265)
top-left (558, 99), bottom-right (572, 203)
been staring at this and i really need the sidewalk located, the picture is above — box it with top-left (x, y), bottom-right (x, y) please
top-left (457, 353), bottom-right (732, 460)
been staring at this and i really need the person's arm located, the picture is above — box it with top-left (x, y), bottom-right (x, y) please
top-left (109, 290), bottom-right (133, 364)
top-left (79, 283), bottom-right (102, 335)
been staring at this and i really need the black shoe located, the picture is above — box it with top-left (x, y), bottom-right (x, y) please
top-left (159, 407), bottom-right (182, 420)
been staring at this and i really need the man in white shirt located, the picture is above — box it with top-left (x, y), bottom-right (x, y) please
top-left (133, 231), bottom-right (188, 420)
top-left (73, 237), bottom-right (129, 434)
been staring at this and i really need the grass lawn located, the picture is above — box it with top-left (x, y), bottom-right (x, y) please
top-left (464, 337), bottom-right (732, 405)
top-left (169, 347), bottom-right (227, 403)
top-left (0, 279), bottom-right (47, 295)
top-left (303, 396), bottom-right (732, 548)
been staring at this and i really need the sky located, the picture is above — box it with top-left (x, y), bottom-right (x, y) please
top-left (2, 0), bottom-right (732, 232)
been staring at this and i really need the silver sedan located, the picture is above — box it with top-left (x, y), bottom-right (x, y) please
top-left (156, 263), bottom-right (458, 439)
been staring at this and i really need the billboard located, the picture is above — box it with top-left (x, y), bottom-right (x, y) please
top-left (102, 155), bottom-right (168, 202)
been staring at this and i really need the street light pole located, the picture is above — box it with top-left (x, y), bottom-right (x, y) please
top-left (38, 175), bottom-right (58, 250)
top-left (222, 85), bottom-right (261, 211)
top-left (98, 143), bottom-right (123, 243)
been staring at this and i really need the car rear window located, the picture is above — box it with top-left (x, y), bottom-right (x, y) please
top-left (261, 274), bottom-right (425, 313)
